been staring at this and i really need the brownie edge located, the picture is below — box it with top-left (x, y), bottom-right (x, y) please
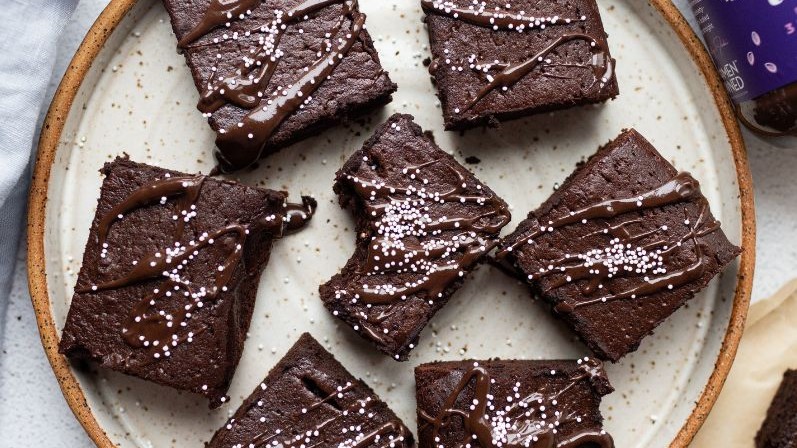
top-left (756, 370), bottom-right (797, 448)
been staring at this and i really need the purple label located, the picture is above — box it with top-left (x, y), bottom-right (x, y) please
top-left (691, 0), bottom-right (797, 102)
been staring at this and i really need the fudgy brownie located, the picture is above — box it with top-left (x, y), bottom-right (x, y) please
top-left (415, 358), bottom-right (615, 447)
top-left (756, 370), bottom-right (797, 448)
top-left (162, 0), bottom-right (397, 172)
top-left (422, 0), bottom-right (619, 130)
top-left (319, 113), bottom-right (511, 360)
top-left (207, 333), bottom-right (413, 448)
top-left (59, 157), bottom-right (315, 407)
top-left (496, 129), bottom-right (741, 361)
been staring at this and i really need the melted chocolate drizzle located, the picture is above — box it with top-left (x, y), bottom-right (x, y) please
top-left (226, 375), bottom-right (408, 448)
top-left (463, 33), bottom-right (615, 112)
top-left (350, 422), bottom-right (411, 448)
top-left (419, 361), bottom-right (614, 448)
top-left (78, 173), bottom-right (315, 356)
top-left (177, 0), bottom-right (262, 48)
top-left (553, 210), bottom-right (718, 313)
top-left (421, 0), bottom-right (615, 112)
top-left (421, 0), bottom-right (581, 30)
top-left (497, 172), bottom-right (723, 313)
top-left (96, 175), bottom-right (204, 246)
top-left (179, 0), bottom-right (367, 172)
top-left (335, 157), bottom-right (510, 307)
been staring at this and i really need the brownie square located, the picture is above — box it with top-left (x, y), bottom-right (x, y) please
top-left (207, 333), bottom-right (413, 448)
top-left (756, 370), bottom-right (797, 448)
top-left (319, 113), bottom-right (511, 360)
top-left (58, 157), bottom-right (315, 407)
top-left (422, 0), bottom-right (619, 130)
top-left (162, 0), bottom-right (397, 172)
top-left (415, 358), bottom-right (614, 447)
top-left (496, 129), bottom-right (741, 361)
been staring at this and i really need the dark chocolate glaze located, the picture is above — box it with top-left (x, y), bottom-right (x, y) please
top-left (246, 380), bottom-right (355, 447)
top-left (320, 114), bottom-right (511, 360)
top-left (236, 375), bottom-right (408, 448)
top-left (464, 33), bottom-right (615, 112)
top-left (191, 0), bottom-right (357, 114)
top-left (421, 0), bottom-right (615, 112)
top-left (215, 12), bottom-right (364, 172)
top-left (420, 0), bottom-right (580, 30)
top-left (284, 195), bottom-right (318, 233)
top-left (207, 334), bottom-right (412, 447)
top-left (179, 0), bottom-right (369, 173)
top-left (351, 421), bottom-right (412, 448)
top-left (177, 0), bottom-right (262, 47)
top-left (497, 172), bottom-right (723, 313)
top-left (553, 205), bottom-right (719, 313)
top-left (340, 159), bottom-right (510, 305)
top-left (555, 431), bottom-right (616, 448)
top-left (78, 173), bottom-right (315, 354)
top-left (498, 172), bottom-right (701, 256)
top-left (354, 307), bottom-right (403, 346)
top-left (180, 0), bottom-right (349, 49)
top-left (96, 175), bottom-right (204, 246)
top-left (419, 362), bottom-right (614, 448)
top-left (118, 223), bottom-right (246, 352)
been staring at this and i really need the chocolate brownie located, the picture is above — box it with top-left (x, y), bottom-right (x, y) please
top-left (319, 114), bottom-right (511, 361)
top-left (495, 129), bottom-right (741, 361)
top-left (415, 358), bottom-right (615, 447)
top-left (162, 0), bottom-right (397, 172)
top-left (207, 333), bottom-right (413, 448)
top-left (756, 370), bottom-right (797, 448)
top-left (59, 157), bottom-right (315, 407)
top-left (422, 0), bottom-right (619, 130)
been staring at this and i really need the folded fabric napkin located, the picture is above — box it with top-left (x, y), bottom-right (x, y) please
top-left (693, 279), bottom-right (797, 446)
top-left (0, 0), bottom-right (78, 340)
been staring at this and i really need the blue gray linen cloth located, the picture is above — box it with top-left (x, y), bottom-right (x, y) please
top-left (0, 0), bottom-right (79, 339)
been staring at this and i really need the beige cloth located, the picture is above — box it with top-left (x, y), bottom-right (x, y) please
top-left (693, 279), bottom-right (797, 446)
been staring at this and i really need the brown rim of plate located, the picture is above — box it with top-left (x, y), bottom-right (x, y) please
top-left (27, 0), bottom-right (756, 447)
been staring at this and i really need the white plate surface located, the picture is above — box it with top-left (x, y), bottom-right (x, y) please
top-left (43, 1), bottom-right (743, 447)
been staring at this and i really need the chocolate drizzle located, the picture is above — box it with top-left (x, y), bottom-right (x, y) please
top-left (117, 223), bottom-right (247, 352)
top-left (96, 175), bottom-right (204, 246)
top-left (498, 172), bottom-right (724, 313)
top-left (229, 375), bottom-right (409, 448)
top-left (78, 173), bottom-right (315, 357)
top-left (422, 0), bottom-right (615, 112)
top-left (334, 157), bottom-right (510, 306)
top-left (555, 431), bottom-right (616, 448)
top-left (178, 0), bottom-right (368, 172)
top-left (350, 422), bottom-right (411, 448)
top-left (419, 361), bottom-right (614, 448)
top-left (553, 208), bottom-right (718, 313)
top-left (421, 0), bottom-right (581, 30)
top-left (498, 172), bottom-right (702, 257)
top-left (284, 195), bottom-right (318, 233)
top-left (463, 33), bottom-right (615, 112)
top-left (177, 0), bottom-right (262, 48)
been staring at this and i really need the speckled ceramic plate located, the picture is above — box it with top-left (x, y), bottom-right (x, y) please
top-left (28, 1), bottom-right (755, 447)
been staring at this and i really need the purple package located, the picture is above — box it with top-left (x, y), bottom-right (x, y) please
top-left (691, 0), bottom-right (797, 103)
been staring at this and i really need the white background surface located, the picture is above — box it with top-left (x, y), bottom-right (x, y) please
top-left (0, 1), bottom-right (794, 447)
